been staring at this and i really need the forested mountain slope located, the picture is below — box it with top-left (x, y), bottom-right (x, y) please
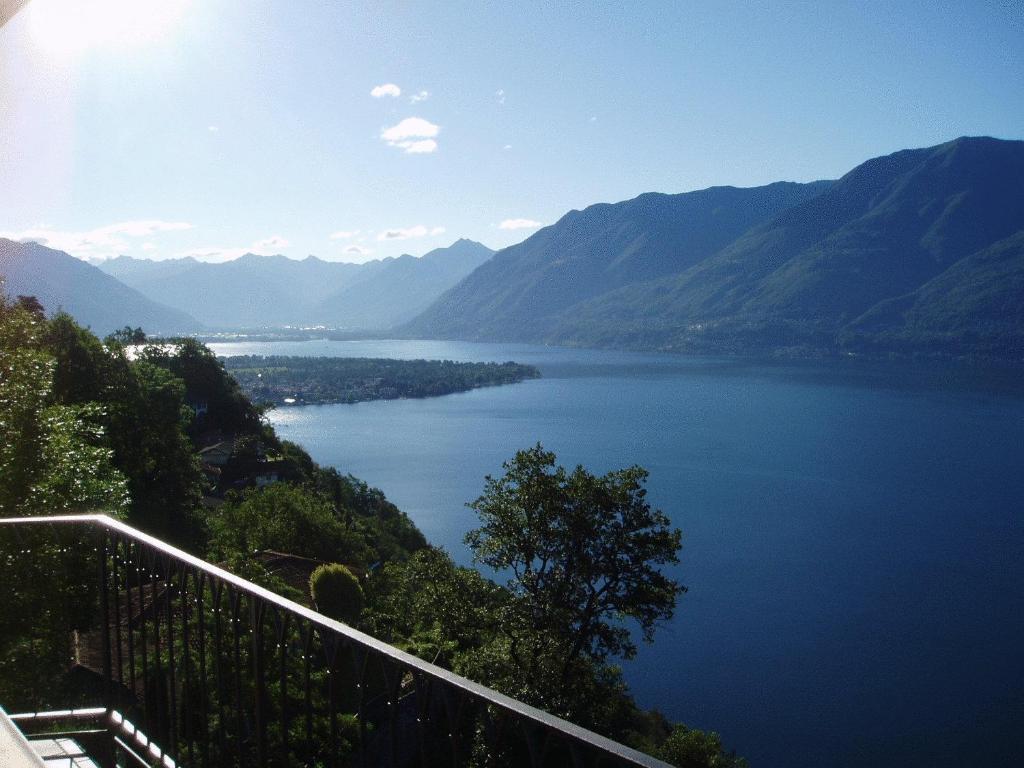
top-left (403, 181), bottom-right (831, 341)
top-left (406, 137), bottom-right (1024, 359)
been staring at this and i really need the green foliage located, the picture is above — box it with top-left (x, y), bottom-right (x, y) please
top-left (466, 443), bottom-right (684, 668)
top-left (332, 472), bottom-right (428, 561)
top-left (30, 312), bottom-right (204, 541)
top-left (113, 360), bottom-right (203, 542)
top-left (142, 337), bottom-right (261, 436)
top-left (208, 483), bottom-right (373, 566)
top-left (363, 548), bottom-right (505, 665)
top-left (654, 725), bottom-right (749, 768)
top-left (25, 403), bottom-right (130, 515)
top-left (43, 312), bottom-right (115, 405)
top-left (106, 326), bottom-right (147, 345)
top-left (0, 298), bottom-right (129, 518)
top-left (310, 563), bottom-right (364, 623)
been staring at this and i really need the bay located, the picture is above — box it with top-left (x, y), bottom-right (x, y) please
top-left (210, 339), bottom-right (1024, 768)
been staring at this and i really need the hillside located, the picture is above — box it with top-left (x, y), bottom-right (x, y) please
top-left (401, 181), bottom-right (831, 340)
top-left (101, 239), bottom-right (493, 330)
top-left (0, 238), bottom-right (201, 335)
top-left (311, 238), bottom-right (494, 328)
top-left (404, 137), bottom-right (1024, 359)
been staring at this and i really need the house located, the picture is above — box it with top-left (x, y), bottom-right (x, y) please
top-left (197, 439), bottom-right (234, 467)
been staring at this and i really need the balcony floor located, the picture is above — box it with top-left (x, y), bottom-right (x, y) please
top-left (30, 737), bottom-right (100, 768)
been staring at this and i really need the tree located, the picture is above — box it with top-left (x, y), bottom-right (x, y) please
top-left (655, 725), bottom-right (748, 768)
top-left (143, 337), bottom-right (261, 437)
top-left (362, 547), bottom-right (506, 665)
top-left (465, 445), bottom-right (684, 689)
top-left (106, 326), bottom-right (147, 345)
top-left (0, 299), bottom-right (129, 518)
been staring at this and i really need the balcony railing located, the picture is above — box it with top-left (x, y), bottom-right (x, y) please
top-left (0, 515), bottom-right (671, 768)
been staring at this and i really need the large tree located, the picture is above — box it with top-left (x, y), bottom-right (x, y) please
top-left (465, 444), bottom-right (684, 695)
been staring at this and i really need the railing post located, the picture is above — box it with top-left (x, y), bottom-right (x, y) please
top-left (97, 526), bottom-right (119, 768)
top-left (98, 526), bottom-right (112, 710)
top-left (251, 598), bottom-right (268, 768)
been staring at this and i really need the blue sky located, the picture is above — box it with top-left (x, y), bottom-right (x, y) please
top-left (1, 0), bottom-right (1021, 263)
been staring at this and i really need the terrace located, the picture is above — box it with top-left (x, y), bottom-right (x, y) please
top-left (0, 515), bottom-right (670, 768)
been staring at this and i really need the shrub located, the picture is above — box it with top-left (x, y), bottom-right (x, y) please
top-left (310, 563), bottom-right (364, 624)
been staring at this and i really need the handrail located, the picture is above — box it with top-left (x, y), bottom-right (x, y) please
top-left (0, 514), bottom-right (672, 768)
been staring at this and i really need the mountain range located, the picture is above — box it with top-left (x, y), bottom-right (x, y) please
top-left (98, 239), bottom-right (493, 330)
top-left (0, 238), bottom-right (200, 334)
top-left (4, 137), bottom-right (1022, 359)
top-left (403, 136), bottom-right (1024, 359)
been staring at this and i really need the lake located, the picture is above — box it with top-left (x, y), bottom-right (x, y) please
top-left (210, 339), bottom-right (1024, 768)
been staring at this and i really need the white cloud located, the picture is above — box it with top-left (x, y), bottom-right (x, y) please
top-left (410, 90), bottom-right (430, 103)
top-left (377, 224), bottom-right (445, 241)
top-left (399, 139), bottom-right (438, 154)
top-left (503, 144), bottom-right (512, 150)
top-left (370, 83), bottom-right (401, 98)
top-left (496, 88), bottom-right (506, 104)
top-left (141, 242), bottom-right (157, 251)
top-left (381, 117), bottom-right (440, 154)
top-left (329, 230), bottom-right (359, 240)
top-left (0, 220), bottom-right (193, 260)
top-left (499, 218), bottom-right (543, 230)
top-left (589, 115), bottom-right (597, 122)
top-left (208, 125), bottom-right (219, 132)
top-left (381, 117), bottom-right (439, 141)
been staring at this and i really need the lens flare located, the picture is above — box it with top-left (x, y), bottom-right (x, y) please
top-left (27, 0), bottom-right (191, 58)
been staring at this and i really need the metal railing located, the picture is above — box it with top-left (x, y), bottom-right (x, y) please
top-left (0, 515), bottom-right (671, 768)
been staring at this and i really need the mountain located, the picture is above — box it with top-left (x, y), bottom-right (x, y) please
top-left (312, 239), bottom-right (494, 329)
top-left (100, 240), bottom-right (493, 330)
top-left (405, 137), bottom-right (1024, 359)
top-left (401, 181), bottom-right (832, 341)
top-left (0, 238), bottom-right (201, 335)
top-left (841, 229), bottom-right (1024, 357)
top-left (100, 253), bottom-right (376, 328)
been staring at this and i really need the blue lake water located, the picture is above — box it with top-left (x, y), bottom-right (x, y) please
top-left (210, 339), bottom-right (1024, 768)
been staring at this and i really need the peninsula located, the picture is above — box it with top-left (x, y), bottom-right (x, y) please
top-left (221, 355), bottom-right (540, 406)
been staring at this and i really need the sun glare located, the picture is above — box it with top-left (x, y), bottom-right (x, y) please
top-left (28, 0), bottom-right (190, 58)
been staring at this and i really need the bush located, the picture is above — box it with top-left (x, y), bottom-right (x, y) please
top-left (310, 563), bottom-right (364, 624)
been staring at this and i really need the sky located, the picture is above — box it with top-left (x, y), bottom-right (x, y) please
top-left (1, 0), bottom-right (1021, 263)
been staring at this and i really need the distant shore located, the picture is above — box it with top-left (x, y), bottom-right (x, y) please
top-left (220, 355), bottom-right (540, 406)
